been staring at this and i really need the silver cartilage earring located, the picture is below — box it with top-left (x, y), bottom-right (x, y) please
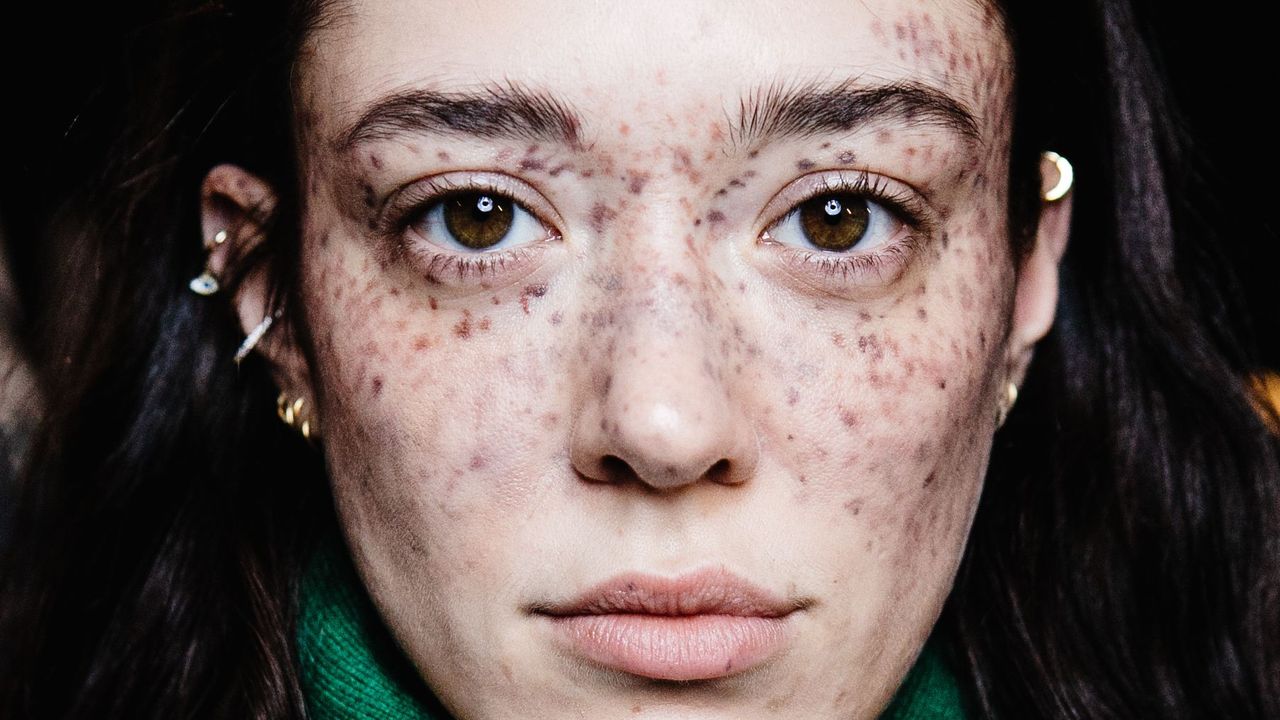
top-left (996, 381), bottom-right (1019, 428)
top-left (189, 230), bottom-right (229, 296)
top-left (234, 308), bottom-right (283, 364)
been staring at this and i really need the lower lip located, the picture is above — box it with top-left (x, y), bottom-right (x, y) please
top-left (548, 613), bottom-right (790, 681)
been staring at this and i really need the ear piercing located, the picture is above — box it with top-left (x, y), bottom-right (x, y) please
top-left (234, 308), bottom-right (283, 365)
top-left (1042, 151), bottom-right (1074, 202)
top-left (277, 391), bottom-right (316, 440)
top-left (188, 229), bottom-right (229, 296)
top-left (996, 381), bottom-right (1019, 428)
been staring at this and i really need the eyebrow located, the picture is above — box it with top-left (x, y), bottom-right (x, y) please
top-left (732, 78), bottom-right (981, 149)
top-left (336, 82), bottom-right (583, 151)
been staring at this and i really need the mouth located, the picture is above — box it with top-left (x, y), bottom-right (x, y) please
top-left (530, 569), bottom-right (810, 682)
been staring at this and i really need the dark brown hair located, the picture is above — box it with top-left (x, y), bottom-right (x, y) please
top-left (2, 0), bottom-right (1276, 717)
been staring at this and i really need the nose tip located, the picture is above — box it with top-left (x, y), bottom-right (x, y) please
top-left (572, 373), bottom-right (757, 491)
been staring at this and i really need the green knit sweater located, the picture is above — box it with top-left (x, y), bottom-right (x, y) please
top-left (297, 546), bottom-right (969, 719)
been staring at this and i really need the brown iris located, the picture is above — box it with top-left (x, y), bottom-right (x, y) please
top-left (441, 192), bottom-right (514, 250)
top-left (797, 193), bottom-right (871, 251)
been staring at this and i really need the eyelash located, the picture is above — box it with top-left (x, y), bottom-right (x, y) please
top-left (379, 170), bottom-right (932, 286)
top-left (762, 171), bottom-right (932, 284)
top-left (381, 175), bottom-right (557, 281)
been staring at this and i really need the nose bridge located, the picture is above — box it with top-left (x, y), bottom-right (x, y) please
top-left (569, 206), bottom-right (755, 491)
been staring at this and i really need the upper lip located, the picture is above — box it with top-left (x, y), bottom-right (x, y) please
top-left (531, 569), bottom-right (810, 618)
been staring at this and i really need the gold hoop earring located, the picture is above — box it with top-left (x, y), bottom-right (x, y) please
top-left (1042, 151), bottom-right (1074, 202)
top-left (996, 381), bottom-right (1019, 428)
top-left (277, 392), bottom-right (316, 440)
top-left (188, 229), bottom-right (229, 296)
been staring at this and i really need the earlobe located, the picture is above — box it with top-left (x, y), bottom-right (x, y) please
top-left (1007, 152), bottom-right (1074, 385)
top-left (199, 164), bottom-right (317, 432)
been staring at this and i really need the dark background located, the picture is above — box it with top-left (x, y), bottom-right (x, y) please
top-left (1, 2), bottom-right (1276, 368)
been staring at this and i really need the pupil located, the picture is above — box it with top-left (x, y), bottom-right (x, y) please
top-left (441, 191), bottom-right (514, 250)
top-left (798, 193), bottom-right (870, 251)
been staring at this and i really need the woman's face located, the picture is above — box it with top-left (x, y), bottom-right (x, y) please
top-left (275, 0), bottom-right (1036, 716)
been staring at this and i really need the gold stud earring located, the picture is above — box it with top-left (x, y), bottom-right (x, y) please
top-left (996, 381), bottom-right (1019, 428)
top-left (277, 392), bottom-right (316, 440)
top-left (1042, 151), bottom-right (1074, 202)
top-left (188, 230), bottom-right (230, 296)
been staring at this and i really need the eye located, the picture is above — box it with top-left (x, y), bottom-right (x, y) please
top-left (766, 191), bottom-right (903, 254)
top-left (413, 190), bottom-right (550, 252)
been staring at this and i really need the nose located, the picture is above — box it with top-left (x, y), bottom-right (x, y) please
top-left (569, 269), bottom-right (758, 492)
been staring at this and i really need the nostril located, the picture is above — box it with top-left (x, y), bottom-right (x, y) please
top-left (600, 454), bottom-right (635, 482)
top-left (706, 458), bottom-right (732, 484)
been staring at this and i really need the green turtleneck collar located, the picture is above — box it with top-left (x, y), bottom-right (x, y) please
top-left (297, 544), bottom-right (970, 719)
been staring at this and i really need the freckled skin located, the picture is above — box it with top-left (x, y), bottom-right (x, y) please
top-left (288, 1), bottom-right (1021, 718)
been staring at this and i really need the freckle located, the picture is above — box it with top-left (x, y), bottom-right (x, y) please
top-left (916, 307), bottom-right (927, 321)
top-left (590, 203), bottom-right (618, 233)
top-left (519, 283), bottom-right (548, 314)
top-left (839, 408), bottom-right (860, 428)
top-left (786, 387), bottom-right (799, 406)
top-left (469, 454), bottom-right (487, 470)
top-left (369, 153), bottom-right (383, 169)
top-left (729, 178), bottom-right (745, 188)
top-left (371, 375), bottom-right (383, 396)
top-left (437, 151), bottom-right (450, 161)
top-left (922, 472), bottom-right (936, 488)
top-left (796, 159), bottom-right (815, 171)
top-left (875, 130), bottom-right (892, 144)
top-left (831, 332), bottom-right (845, 348)
top-left (694, 217), bottom-right (703, 226)
top-left (837, 150), bottom-right (856, 164)
top-left (491, 296), bottom-right (501, 305)
top-left (618, 122), bottom-right (630, 136)
top-left (787, 434), bottom-right (795, 441)
top-left (844, 499), bottom-right (862, 516)
top-left (453, 311), bottom-right (473, 338)
top-left (428, 296), bottom-right (438, 311)
top-left (412, 334), bottom-right (432, 351)
top-left (706, 210), bottom-right (726, 224)
top-left (548, 163), bottom-right (570, 177)
top-left (857, 311), bottom-right (872, 322)
top-left (626, 170), bottom-right (650, 194)
top-left (519, 157), bottom-right (545, 171)
top-left (478, 316), bottom-right (492, 332)
top-left (937, 378), bottom-right (947, 390)
top-left (747, 149), bottom-right (759, 159)
top-left (550, 311), bottom-right (564, 325)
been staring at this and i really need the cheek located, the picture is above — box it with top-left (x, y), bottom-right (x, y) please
top-left (300, 219), bottom-right (573, 586)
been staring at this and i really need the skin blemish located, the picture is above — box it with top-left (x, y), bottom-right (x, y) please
top-left (453, 311), bottom-right (473, 339)
top-left (371, 375), bottom-right (384, 396)
top-left (436, 151), bottom-right (450, 162)
top-left (626, 170), bottom-right (650, 195)
top-left (706, 210), bottom-right (726, 224)
top-left (837, 150), bottom-right (856, 164)
top-left (519, 283), bottom-right (548, 314)
top-left (428, 296), bottom-right (438, 311)
top-left (369, 153), bottom-right (383, 169)
top-left (840, 408), bottom-right (860, 429)
top-left (857, 335), bottom-right (885, 362)
top-left (796, 159), bottom-right (816, 171)
top-left (844, 499), bottom-right (862, 516)
top-left (589, 203), bottom-right (618, 234)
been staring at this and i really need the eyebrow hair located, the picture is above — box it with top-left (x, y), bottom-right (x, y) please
top-left (336, 82), bottom-right (583, 151)
top-left (732, 79), bottom-right (981, 149)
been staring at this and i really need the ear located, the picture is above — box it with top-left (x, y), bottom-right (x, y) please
top-left (200, 164), bottom-right (315, 419)
top-left (1007, 153), bottom-right (1073, 387)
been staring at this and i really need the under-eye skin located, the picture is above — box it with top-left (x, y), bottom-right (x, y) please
top-left (379, 172), bottom-right (561, 283)
top-left (760, 170), bottom-right (934, 288)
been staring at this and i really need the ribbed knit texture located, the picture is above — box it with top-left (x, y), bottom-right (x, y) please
top-left (297, 544), bottom-right (968, 719)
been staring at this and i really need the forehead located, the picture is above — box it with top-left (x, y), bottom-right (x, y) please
top-left (299, 0), bottom-right (1011, 144)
